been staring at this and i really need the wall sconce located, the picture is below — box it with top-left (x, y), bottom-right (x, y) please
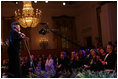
top-left (39, 37), bottom-right (48, 49)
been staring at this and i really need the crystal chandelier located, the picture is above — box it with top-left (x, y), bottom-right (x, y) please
top-left (15, 1), bottom-right (41, 28)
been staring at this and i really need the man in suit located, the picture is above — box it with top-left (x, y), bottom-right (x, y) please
top-left (7, 22), bottom-right (28, 78)
top-left (102, 45), bottom-right (115, 70)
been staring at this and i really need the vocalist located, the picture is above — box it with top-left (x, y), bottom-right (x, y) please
top-left (7, 22), bottom-right (28, 78)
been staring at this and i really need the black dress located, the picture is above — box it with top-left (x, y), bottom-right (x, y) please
top-left (8, 30), bottom-right (23, 78)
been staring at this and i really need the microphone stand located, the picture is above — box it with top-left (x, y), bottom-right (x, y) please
top-left (23, 40), bottom-right (37, 74)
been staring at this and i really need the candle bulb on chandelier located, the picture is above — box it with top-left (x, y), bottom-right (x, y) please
top-left (15, 10), bottom-right (17, 16)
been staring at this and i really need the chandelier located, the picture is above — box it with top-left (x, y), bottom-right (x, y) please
top-left (39, 37), bottom-right (48, 49)
top-left (15, 1), bottom-right (41, 28)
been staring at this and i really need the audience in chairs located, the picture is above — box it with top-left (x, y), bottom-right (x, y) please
top-left (84, 49), bottom-right (103, 71)
top-left (1, 44), bottom-right (117, 77)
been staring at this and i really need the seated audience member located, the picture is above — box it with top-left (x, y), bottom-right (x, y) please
top-left (36, 56), bottom-right (42, 73)
top-left (52, 56), bottom-right (57, 67)
top-left (99, 47), bottom-right (106, 61)
top-left (85, 49), bottom-right (90, 57)
top-left (70, 51), bottom-right (76, 69)
top-left (66, 53), bottom-right (72, 73)
top-left (25, 55), bottom-right (34, 72)
top-left (75, 52), bottom-right (80, 68)
top-left (84, 49), bottom-right (91, 65)
top-left (84, 49), bottom-right (103, 71)
top-left (45, 54), bottom-right (55, 72)
top-left (94, 55), bottom-right (103, 71)
top-left (75, 51), bottom-right (84, 68)
top-left (56, 51), bottom-right (67, 72)
top-left (41, 55), bottom-right (46, 71)
top-left (1, 59), bottom-right (8, 74)
top-left (101, 45), bottom-right (116, 70)
top-left (82, 50), bottom-right (86, 57)
top-left (24, 56), bottom-right (30, 68)
top-left (33, 57), bottom-right (38, 67)
top-left (79, 50), bottom-right (85, 65)
top-left (84, 49), bottom-right (96, 69)
top-left (21, 61), bottom-right (29, 77)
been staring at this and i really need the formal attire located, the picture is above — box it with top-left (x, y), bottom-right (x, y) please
top-left (100, 54), bottom-right (106, 61)
top-left (104, 52), bottom-right (115, 69)
top-left (90, 56), bottom-right (103, 71)
top-left (8, 30), bottom-right (23, 78)
top-left (56, 57), bottom-right (69, 72)
top-left (36, 61), bottom-right (42, 73)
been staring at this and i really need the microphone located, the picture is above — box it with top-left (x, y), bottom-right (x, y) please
top-left (18, 32), bottom-right (22, 34)
top-left (19, 32), bottom-right (29, 40)
top-left (18, 32), bottom-right (26, 38)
